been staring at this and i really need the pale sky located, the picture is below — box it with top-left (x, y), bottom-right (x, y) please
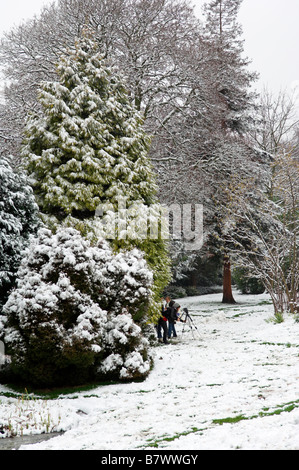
top-left (194, 0), bottom-right (299, 96)
top-left (0, 0), bottom-right (298, 96)
top-left (239, 0), bottom-right (299, 95)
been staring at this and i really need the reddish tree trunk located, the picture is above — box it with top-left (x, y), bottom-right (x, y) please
top-left (222, 255), bottom-right (236, 304)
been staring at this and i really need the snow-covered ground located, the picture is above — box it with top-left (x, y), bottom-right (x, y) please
top-left (0, 291), bottom-right (298, 450)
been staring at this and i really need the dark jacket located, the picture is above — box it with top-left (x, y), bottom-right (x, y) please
top-left (166, 304), bottom-right (178, 323)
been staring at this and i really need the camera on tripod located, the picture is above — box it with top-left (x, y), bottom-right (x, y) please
top-left (178, 307), bottom-right (188, 322)
top-left (178, 308), bottom-right (199, 338)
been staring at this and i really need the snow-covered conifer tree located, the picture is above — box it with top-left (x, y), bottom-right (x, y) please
top-left (190, 0), bottom-right (260, 303)
top-left (23, 33), bottom-right (155, 221)
top-left (22, 31), bottom-right (170, 307)
top-left (0, 155), bottom-right (39, 312)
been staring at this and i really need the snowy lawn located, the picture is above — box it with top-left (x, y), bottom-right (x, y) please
top-left (0, 291), bottom-right (298, 450)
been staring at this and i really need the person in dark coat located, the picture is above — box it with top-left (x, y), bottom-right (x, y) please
top-left (157, 298), bottom-right (169, 344)
top-left (167, 301), bottom-right (180, 339)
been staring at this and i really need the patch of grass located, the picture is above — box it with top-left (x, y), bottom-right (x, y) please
top-left (139, 399), bottom-right (299, 448)
top-left (232, 312), bottom-right (251, 318)
top-left (144, 427), bottom-right (205, 448)
top-left (259, 400), bottom-right (299, 417)
top-left (260, 341), bottom-right (298, 348)
top-left (266, 312), bottom-right (284, 324)
top-left (213, 399), bottom-right (299, 426)
top-left (259, 300), bottom-right (273, 306)
top-left (0, 389), bottom-right (62, 437)
top-left (0, 380), bottom-right (120, 400)
top-left (212, 414), bottom-right (246, 425)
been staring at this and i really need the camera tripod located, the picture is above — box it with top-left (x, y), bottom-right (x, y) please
top-left (179, 308), bottom-right (199, 338)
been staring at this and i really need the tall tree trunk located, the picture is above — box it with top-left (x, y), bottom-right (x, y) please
top-left (222, 254), bottom-right (236, 304)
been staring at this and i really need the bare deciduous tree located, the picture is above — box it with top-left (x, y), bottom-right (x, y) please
top-left (222, 152), bottom-right (299, 315)
top-left (0, 0), bottom-right (203, 160)
top-left (249, 86), bottom-right (299, 156)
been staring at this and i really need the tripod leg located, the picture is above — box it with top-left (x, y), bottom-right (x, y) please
top-left (181, 317), bottom-right (186, 335)
top-left (186, 313), bottom-right (200, 337)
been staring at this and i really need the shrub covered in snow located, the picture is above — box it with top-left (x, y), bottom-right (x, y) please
top-left (98, 313), bottom-right (152, 381)
top-left (0, 227), bottom-right (153, 387)
top-left (0, 155), bottom-right (40, 313)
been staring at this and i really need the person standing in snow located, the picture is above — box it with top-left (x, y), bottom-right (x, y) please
top-left (157, 297), bottom-right (169, 344)
top-left (167, 301), bottom-right (180, 339)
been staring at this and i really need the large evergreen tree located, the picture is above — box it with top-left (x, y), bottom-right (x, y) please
top-left (202, 0), bottom-right (257, 134)
top-left (22, 32), bottom-right (170, 308)
top-left (200, 0), bottom-right (261, 303)
top-left (23, 34), bottom-right (155, 222)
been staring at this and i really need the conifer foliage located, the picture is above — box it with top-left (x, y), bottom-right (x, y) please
top-left (0, 31), bottom-right (168, 386)
top-left (23, 32), bottom-right (170, 302)
top-left (23, 33), bottom-right (156, 226)
top-left (202, 0), bottom-right (257, 134)
top-left (0, 33), bottom-right (169, 387)
top-left (0, 156), bottom-right (39, 312)
top-left (1, 227), bottom-right (153, 387)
